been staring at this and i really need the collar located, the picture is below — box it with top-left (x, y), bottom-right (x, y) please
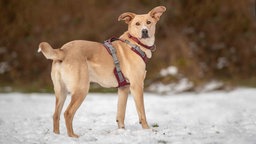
top-left (128, 33), bottom-right (156, 52)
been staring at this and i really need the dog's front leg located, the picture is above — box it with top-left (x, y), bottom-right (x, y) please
top-left (116, 86), bottom-right (130, 128)
top-left (130, 83), bottom-right (150, 129)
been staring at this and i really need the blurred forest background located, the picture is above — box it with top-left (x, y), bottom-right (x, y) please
top-left (0, 0), bottom-right (256, 92)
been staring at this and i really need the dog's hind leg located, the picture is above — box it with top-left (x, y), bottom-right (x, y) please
top-left (64, 65), bottom-right (89, 138)
top-left (64, 90), bottom-right (87, 137)
top-left (116, 86), bottom-right (130, 128)
top-left (52, 82), bottom-right (67, 134)
top-left (52, 62), bottom-right (68, 134)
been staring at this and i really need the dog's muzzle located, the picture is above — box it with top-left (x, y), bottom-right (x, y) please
top-left (141, 29), bottom-right (149, 39)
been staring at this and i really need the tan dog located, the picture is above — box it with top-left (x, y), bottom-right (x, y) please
top-left (38, 6), bottom-right (166, 137)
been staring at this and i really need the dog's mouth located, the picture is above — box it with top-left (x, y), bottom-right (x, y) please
top-left (141, 33), bottom-right (149, 39)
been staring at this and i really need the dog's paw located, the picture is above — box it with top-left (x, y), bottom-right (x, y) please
top-left (68, 133), bottom-right (79, 138)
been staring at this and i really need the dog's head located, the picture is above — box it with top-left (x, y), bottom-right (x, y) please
top-left (118, 6), bottom-right (166, 43)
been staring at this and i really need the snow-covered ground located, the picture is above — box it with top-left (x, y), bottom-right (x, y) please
top-left (1, 88), bottom-right (256, 144)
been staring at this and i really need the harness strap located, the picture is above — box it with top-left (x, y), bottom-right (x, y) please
top-left (123, 39), bottom-right (148, 63)
top-left (103, 38), bottom-right (130, 88)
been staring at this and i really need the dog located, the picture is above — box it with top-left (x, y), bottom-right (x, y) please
top-left (38, 6), bottom-right (166, 137)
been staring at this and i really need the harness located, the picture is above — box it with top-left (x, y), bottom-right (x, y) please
top-left (103, 37), bottom-right (130, 88)
top-left (103, 35), bottom-right (155, 88)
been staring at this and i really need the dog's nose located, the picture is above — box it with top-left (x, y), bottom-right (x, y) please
top-left (141, 29), bottom-right (149, 38)
top-left (142, 29), bottom-right (148, 35)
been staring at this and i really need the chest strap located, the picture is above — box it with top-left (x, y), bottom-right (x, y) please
top-left (103, 37), bottom-right (130, 88)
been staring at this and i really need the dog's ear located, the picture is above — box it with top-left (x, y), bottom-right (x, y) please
top-left (118, 12), bottom-right (136, 24)
top-left (149, 6), bottom-right (166, 21)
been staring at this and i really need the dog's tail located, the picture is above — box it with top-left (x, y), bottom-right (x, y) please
top-left (38, 42), bottom-right (65, 61)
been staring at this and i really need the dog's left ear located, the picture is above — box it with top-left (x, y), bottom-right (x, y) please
top-left (118, 12), bottom-right (136, 24)
top-left (149, 6), bottom-right (166, 21)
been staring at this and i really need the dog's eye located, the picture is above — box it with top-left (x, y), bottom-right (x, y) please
top-left (135, 22), bottom-right (140, 26)
top-left (147, 21), bottom-right (151, 25)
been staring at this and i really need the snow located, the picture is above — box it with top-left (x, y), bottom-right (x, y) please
top-left (202, 80), bottom-right (224, 92)
top-left (151, 66), bottom-right (195, 94)
top-left (148, 82), bottom-right (174, 94)
top-left (217, 57), bottom-right (229, 69)
top-left (172, 78), bottom-right (194, 93)
top-left (0, 62), bottom-right (9, 74)
top-left (160, 66), bottom-right (178, 77)
top-left (1, 88), bottom-right (256, 144)
top-left (148, 78), bottom-right (194, 94)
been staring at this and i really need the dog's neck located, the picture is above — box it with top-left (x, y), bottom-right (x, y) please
top-left (139, 36), bottom-right (155, 49)
top-left (140, 38), bottom-right (155, 49)
top-left (120, 32), bottom-right (155, 58)
top-left (127, 34), bottom-right (156, 51)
